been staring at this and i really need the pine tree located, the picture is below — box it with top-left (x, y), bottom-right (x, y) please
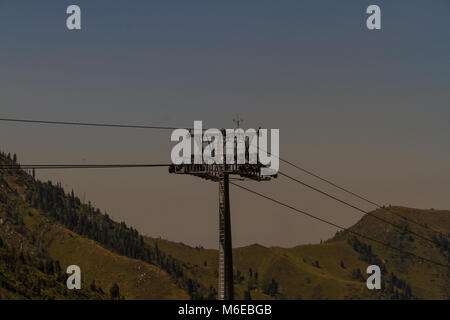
top-left (90, 280), bottom-right (97, 292)
top-left (109, 283), bottom-right (121, 300)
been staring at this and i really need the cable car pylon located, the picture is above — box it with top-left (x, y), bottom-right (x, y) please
top-left (169, 120), bottom-right (275, 300)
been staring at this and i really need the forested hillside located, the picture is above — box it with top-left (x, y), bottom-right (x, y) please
top-left (0, 151), bottom-right (190, 299)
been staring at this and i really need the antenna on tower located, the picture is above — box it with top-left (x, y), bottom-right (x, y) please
top-left (233, 115), bottom-right (243, 128)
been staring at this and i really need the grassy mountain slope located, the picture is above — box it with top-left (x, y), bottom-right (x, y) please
top-left (146, 238), bottom-right (377, 299)
top-left (29, 215), bottom-right (188, 299)
top-left (146, 208), bottom-right (449, 300)
top-left (0, 237), bottom-right (99, 300)
top-left (331, 206), bottom-right (449, 299)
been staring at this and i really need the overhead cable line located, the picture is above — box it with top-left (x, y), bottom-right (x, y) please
top-left (0, 117), bottom-right (183, 131)
top-left (1, 116), bottom-right (440, 233)
top-left (230, 182), bottom-right (449, 269)
top-left (0, 164), bottom-right (171, 169)
top-left (277, 171), bottom-right (436, 245)
top-left (277, 156), bottom-right (439, 233)
top-left (253, 141), bottom-right (442, 234)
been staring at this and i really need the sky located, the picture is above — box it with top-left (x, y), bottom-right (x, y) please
top-left (0, 0), bottom-right (449, 248)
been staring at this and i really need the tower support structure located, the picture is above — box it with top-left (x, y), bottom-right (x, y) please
top-left (218, 171), bottom-right (233, 300)
top-left (169, 125), bottom-right (275, 300)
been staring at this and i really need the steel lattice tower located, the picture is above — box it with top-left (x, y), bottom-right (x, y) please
top-left (169, 126), bottom-right (275, 300)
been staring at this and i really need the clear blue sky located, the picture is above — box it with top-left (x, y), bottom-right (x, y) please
top-left (0, 1), bottom-right (449, 248)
